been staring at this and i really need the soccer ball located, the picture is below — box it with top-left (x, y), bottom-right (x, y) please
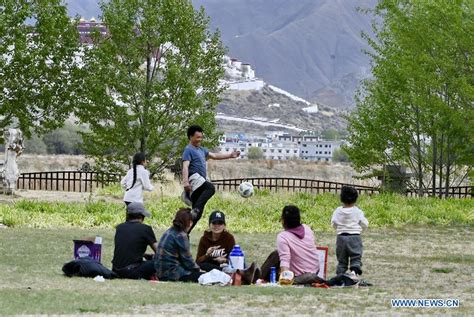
top-left (238, 181), bottom-right (254, 198)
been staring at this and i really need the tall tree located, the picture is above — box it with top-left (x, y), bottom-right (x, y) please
top-left (346, 0), bottom-right (473, 196)
top-left (0, 0), bottom-right (80, 141)
top-left (76, 0), bottom-right (226, 175)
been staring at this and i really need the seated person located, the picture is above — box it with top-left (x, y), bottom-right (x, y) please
top-left (154, 208), bottom-right (202, 282)
top-left (261, 205), bottom-right (321, 285)
top-left (112, 202), bottom-right (157, 279)
top-left (195, 210), bottom-right (236, 272)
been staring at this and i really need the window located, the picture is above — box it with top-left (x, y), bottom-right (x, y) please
top-left (303, 144), bottom-right (307, 147)
top-left (286, 150), bottom-right (290, 153)
top-left (325, 145), bottom-right (328, 148)
top-left (270, 149), bottom-right (274, 153)
top-left (278, 149), bottom-right (282, 153)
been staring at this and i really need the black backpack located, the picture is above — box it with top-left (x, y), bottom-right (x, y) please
top-left (62, 257), bottom-right (117, 279)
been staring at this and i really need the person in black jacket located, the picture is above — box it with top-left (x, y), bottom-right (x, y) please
top-left (112, 202), bottom-right (157, 279)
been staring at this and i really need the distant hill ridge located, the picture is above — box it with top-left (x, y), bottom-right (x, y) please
top-left (67, 0), bottom-right (377, 108)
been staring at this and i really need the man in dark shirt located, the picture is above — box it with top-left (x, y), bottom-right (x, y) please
top-left (112, 202), bottom-right (157, 279)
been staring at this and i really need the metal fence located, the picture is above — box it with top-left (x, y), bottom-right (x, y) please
top-left (406, 186), bottom-right (473, 198)
top-left (211, 177), bottom-right (380, 195)
top-left (17, 171), bottom-right (122, 192)
top-left (14, 172), bottom-right (472, 198)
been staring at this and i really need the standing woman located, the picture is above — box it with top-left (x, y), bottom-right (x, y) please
top-left (121, 152), bottom-right (154, 205)
top-left (154, 208), bottom-right (202, 282)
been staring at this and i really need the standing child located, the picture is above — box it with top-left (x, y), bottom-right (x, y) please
top-left (331, 186), bottom-right (369, 279)
top-left (121, 152), bottom-right (154, 205)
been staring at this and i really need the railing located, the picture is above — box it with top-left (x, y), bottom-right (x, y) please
top-left (406, 186), bottom-right (473, 198)
top-left (17, 171), bottom-right (121, 192)
top-left (14, 172), bottom-right (473, 198)
top-left (211, 177), bottom-right (380, 195)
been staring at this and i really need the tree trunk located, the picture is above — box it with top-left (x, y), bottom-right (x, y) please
top-left (445, 135), bottom-right (451, 198)
top-left (438, 132), bottom-right (444, 198)
top-left (414, 105), bottom-right (424, 197)
top-left (431, 132), bottom-right (437, 197)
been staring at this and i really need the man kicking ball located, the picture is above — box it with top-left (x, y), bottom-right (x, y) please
top-left (182, 125), bottom-right (240, 233)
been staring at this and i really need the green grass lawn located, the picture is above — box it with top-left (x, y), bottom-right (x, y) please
top-left (1, 189), bottom-right (473, 231)
top-left (0, 226), bottom-right (473, 315)
top-left (0, 189), bottom-right (473, 314)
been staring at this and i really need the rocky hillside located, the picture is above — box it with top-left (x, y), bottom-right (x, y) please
top-left (216, 85), bottom-right (346, 134)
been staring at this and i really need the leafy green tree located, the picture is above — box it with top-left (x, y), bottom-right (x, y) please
top-left (24, 135), bottom-right (48, 154)
top-left (76, 0), bottom-right (226, 174)
top-left (247, 147), bottom-right (263, 160)
top-left (0, 0), bottom-right (80, 141)
top-left (332, 147), bottom-right (349, 163)
top-left (42, 125), bottom-right (84, 154)
top-left (322, 128), bottom-right (342, 140)
top-left (346, 0), bottom-right (473, 196)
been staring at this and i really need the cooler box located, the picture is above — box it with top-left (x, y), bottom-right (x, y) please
top-left (73, 237), bottom-right (102, 263)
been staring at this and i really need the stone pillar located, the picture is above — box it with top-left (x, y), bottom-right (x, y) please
top-left (378, 165), bottom-right (411, 194)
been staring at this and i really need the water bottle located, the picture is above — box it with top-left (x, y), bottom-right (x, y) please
top-left (270, 267), bottom-right (277, 284)
top-left (229, 245), bottom-right (245, 270)
top-left (93, 236), bottom-right (102, 263)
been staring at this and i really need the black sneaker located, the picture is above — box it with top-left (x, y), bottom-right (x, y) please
top-left (190, 208), bottom-right (200, 221)
top-left (181, 191), bottom-right (192, 206)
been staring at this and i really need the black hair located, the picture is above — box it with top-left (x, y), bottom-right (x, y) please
top-left (126, 213), bottom-right (144, 221)
top-left (187, 125), bottom-right (203, 139)
top-left (172, 208), bottom-right (193, 232)
top-left (340, 186), bottom-right (359, 205)
top-left (281, 205), bottom-right (301, 229)
top-left (126, 152), bottom-right (146, 191)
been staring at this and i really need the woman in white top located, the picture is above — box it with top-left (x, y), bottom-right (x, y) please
top-left (121, 152), bottom-right (154, 205)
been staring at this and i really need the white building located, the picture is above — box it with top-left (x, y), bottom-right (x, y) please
top-left (218, 141), bottom-right (251, 159)
top-left (299, 139), bottom-right (342, 162)
top-left (223, 56), bottom-right (256, 81)
top-left (218, 133), bottom-right (340, 161)
top-left (259, 141), bottom-right (299, 160)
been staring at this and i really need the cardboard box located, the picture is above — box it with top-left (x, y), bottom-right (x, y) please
top-left (73, 236), bottom-right (102, 263)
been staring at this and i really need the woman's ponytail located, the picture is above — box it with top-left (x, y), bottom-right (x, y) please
top-left (126, 152), bottom-right (146, 191)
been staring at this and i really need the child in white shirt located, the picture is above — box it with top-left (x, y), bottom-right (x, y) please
top-left (331, 186), bottom-right (369, 278)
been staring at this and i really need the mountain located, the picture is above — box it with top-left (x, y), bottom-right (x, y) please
top-left (193, 0), bottom-right (376, 108)
top-left (216, 56), bottom-right (346, 134)
top-left (67, 0), bottom-right (377, 108)
top-left (216, 85), bottom-right (347, 135)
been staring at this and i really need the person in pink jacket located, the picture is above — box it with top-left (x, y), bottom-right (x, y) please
top-left (261, 205), bottom-right (322, 285)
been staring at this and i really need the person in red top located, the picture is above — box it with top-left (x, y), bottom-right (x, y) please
top-left (195, 210), bottom-right (236, 272)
